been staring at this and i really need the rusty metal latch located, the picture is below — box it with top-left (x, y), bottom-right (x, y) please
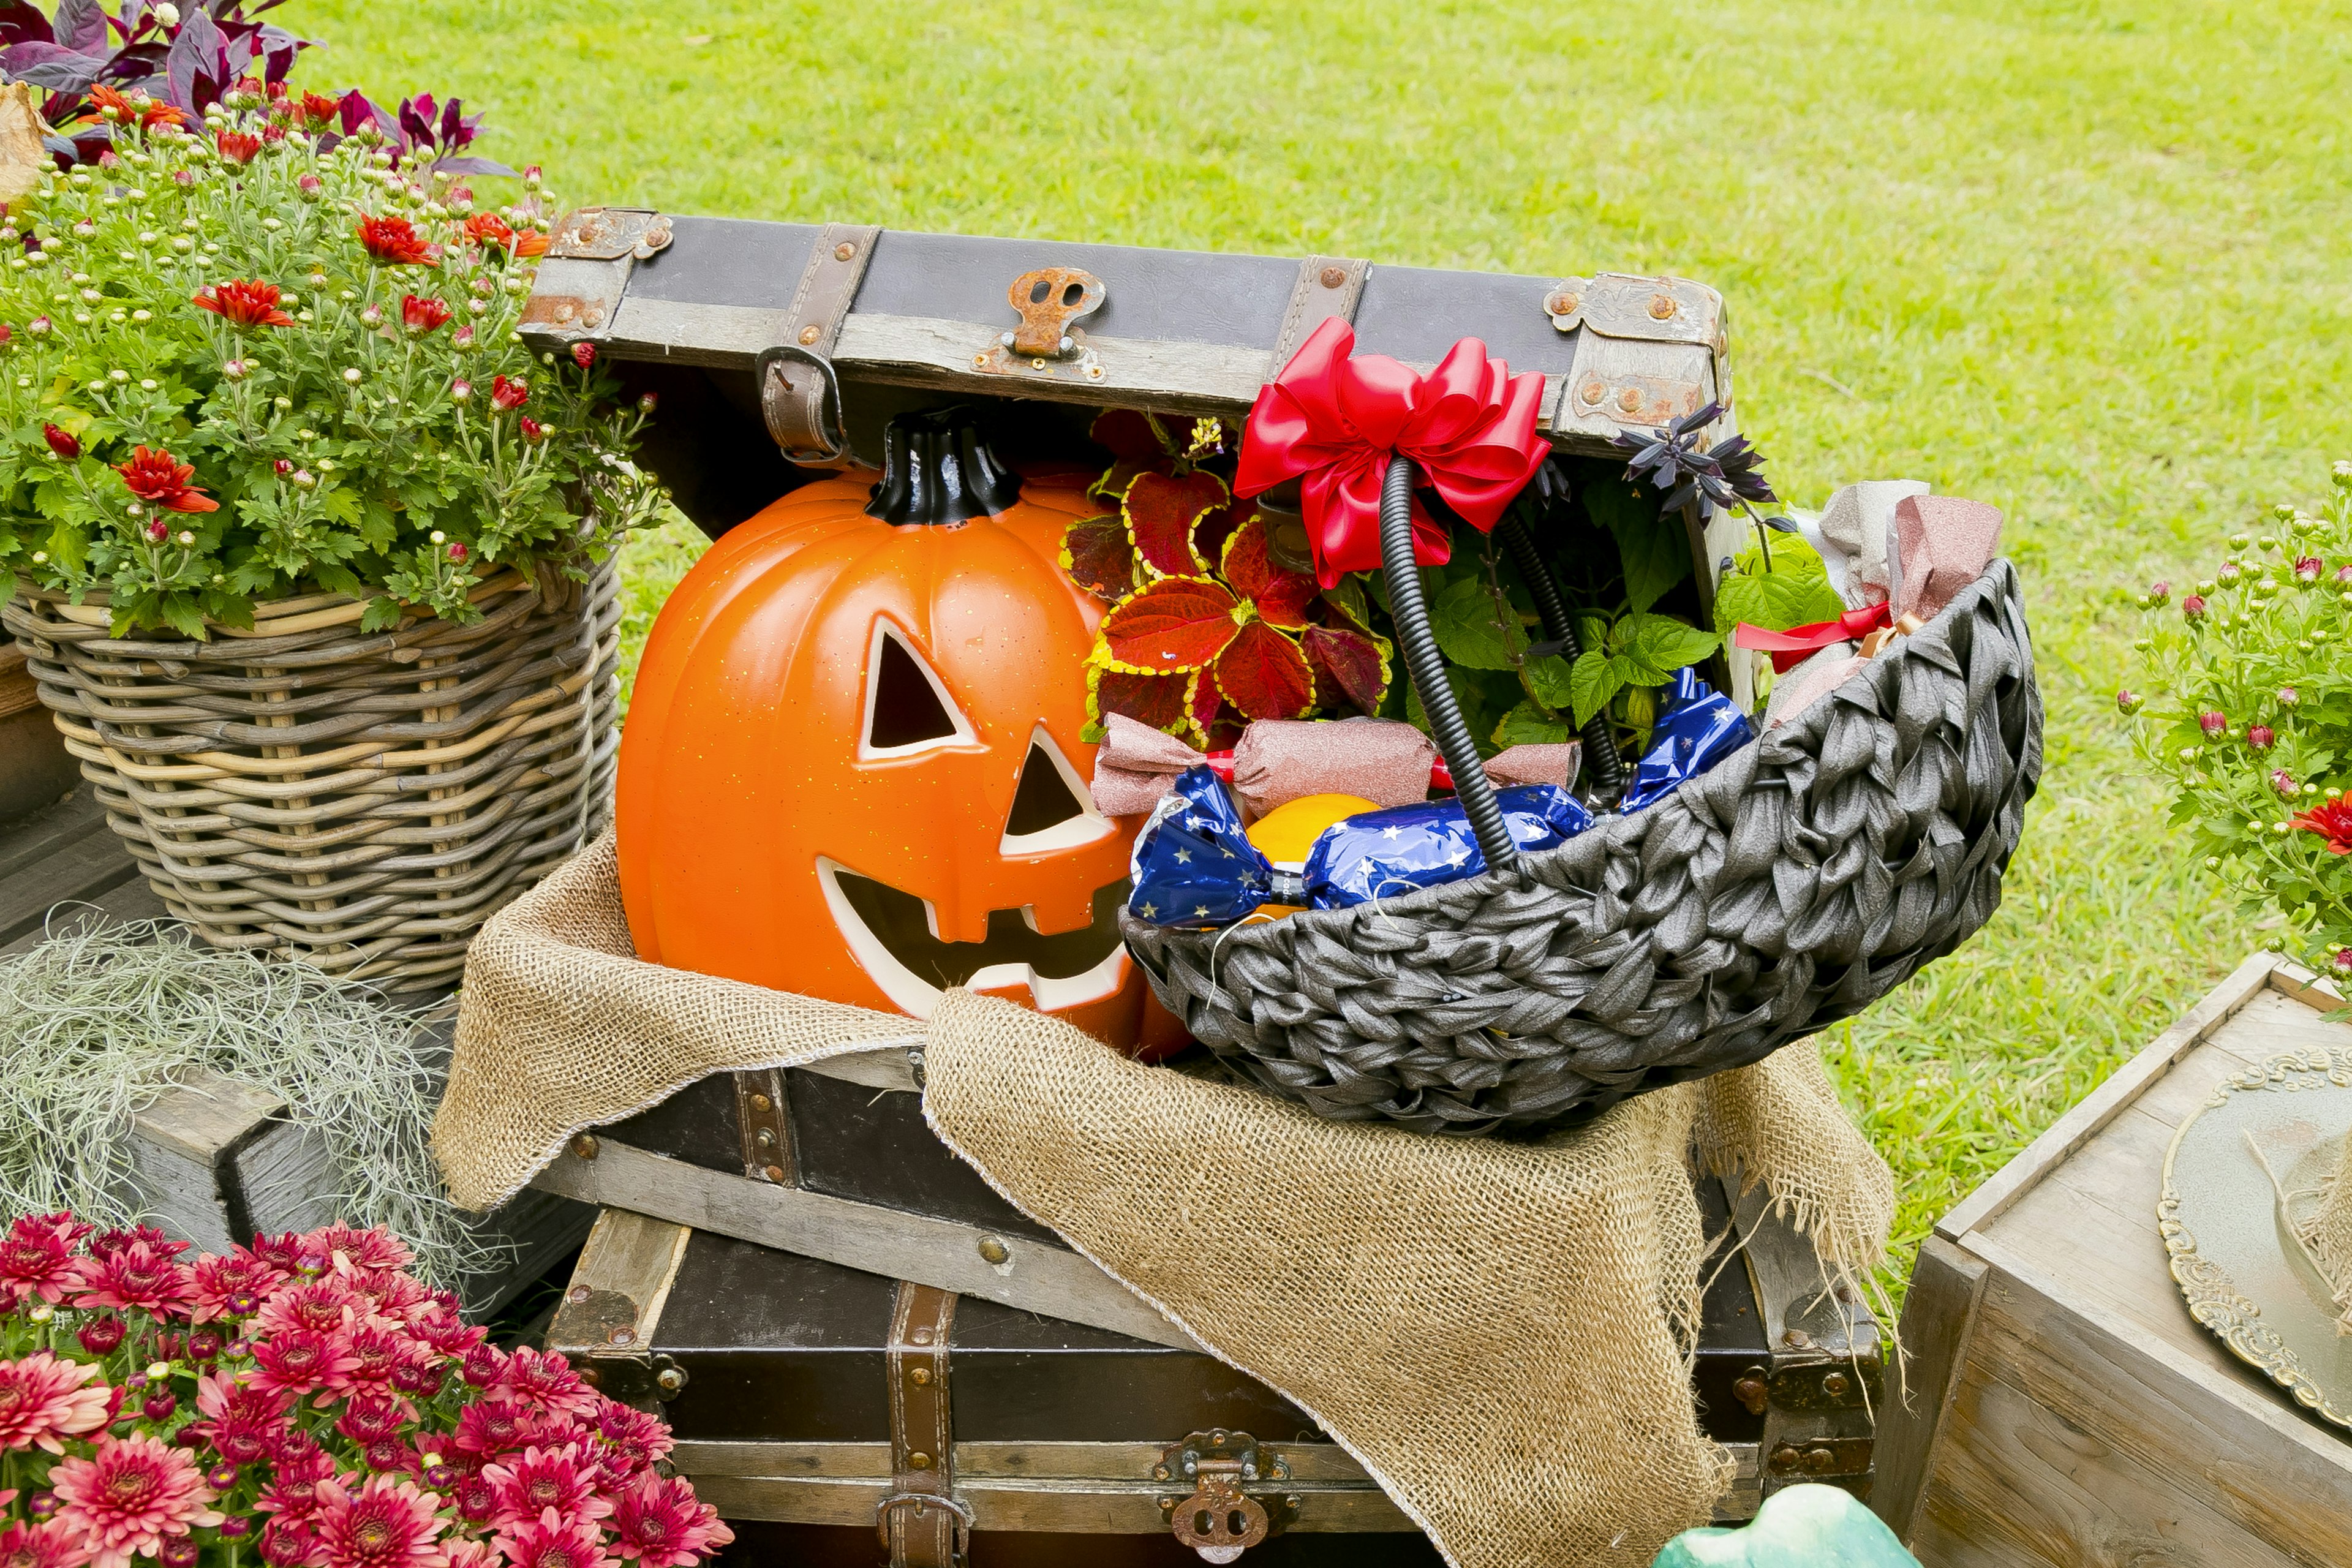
top-left (1155, 1430), bottom-right (1292, 1564)
top-left (973, 266), bottom-right (1107, 383)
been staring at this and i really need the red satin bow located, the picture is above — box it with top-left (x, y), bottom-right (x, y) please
top-left (1734, 604), bottom-right (1892, 674)
top-left (1233, 318), bottom-right (1550, 589)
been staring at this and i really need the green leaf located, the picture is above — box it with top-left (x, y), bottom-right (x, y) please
top-left (1425, 573), bottom-right (1527, 670)
top-left (1621, 612), bottom-right (1722, 674)
top-left (1569, 649), bottom-right (1626, 728)
top-left (1585, 472), bottom-right (1691, 612)
top-left (1404, 665), bottom-right (1501, 757)
top-left (45, 519), bottom-right (88, 575)
top-left (1711, 534), bottom-right (1847, 635)
top-left (360, 597), bottom-right (403, 633)
top-left (1493, 700), bottom-right (1575, 748)
top-left (1524, 653), bottom-right (1575, 710)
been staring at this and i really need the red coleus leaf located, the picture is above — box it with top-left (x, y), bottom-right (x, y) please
top-left (1090, 409), bottom-right (1171, 464)
top-left (1219, 514), bottom-right (1319, 628)
top-left (1088, 666), bottom-right (1196, 738)
top-left (1124, 470), bottom-right (1229, 579)
top-left (1212, 619), bottom-right (1316, 722)
top-left (1256, 575), bottom-right (1321, 630)
top-left (1194, 500), bottom-right (1246, 570)
top-left (1060, 514), bottom-right (1138, 601)
top-left (1098, 576), bottom-right (1241, 673)
top-left (1301, 624), bottom-right (1392, 714)
top-left (1189, 670), bottom-right (1225, 740)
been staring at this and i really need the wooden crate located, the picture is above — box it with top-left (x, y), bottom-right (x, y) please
top-left (1872, 952), bottom-right (2352, 1564)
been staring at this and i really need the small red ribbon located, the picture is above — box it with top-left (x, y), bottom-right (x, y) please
top-left (1233, 318), bottom-right (1550, 589)
top-left (1735, 604), bottom-right (1891, 674)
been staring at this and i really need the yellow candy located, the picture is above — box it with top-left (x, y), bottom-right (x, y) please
top-left (1245, 793), bottom-right (1376, 869)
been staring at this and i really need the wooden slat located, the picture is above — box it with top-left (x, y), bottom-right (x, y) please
top-left (546, 1208), bottom-right (694, 1356)
top-left (1871, 1234), bottom-right (1988, 1540)
top-left (1938, 951), bottom-right (2282, 1242)
top-left (532, 1138), bottom-right (1195, 1350)
top-left (0, 786), bottom-right (143, 949)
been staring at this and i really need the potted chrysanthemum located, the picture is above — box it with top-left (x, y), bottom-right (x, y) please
top-left (0, 78), bottom-right (666, 990)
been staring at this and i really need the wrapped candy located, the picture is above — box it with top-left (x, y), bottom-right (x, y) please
top-left (1128, 766), bottom-right (1596, 928)
top-left (1621, 669), bottom-right (1755, 814)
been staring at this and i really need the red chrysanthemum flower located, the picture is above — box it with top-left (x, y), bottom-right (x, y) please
top-left (355, 215), bottom-right (436, 266)
top-left (324, 1325), bottom-right (404, 1400)
top-left (88, 1224), bottom-right (184, 1262)
top-left (253, 1275), bottom-right (359, 1341)
top-left (610, 1473), bottom-right (734, 1568)
top-left (87, 84), bottom-right (186, 132)
top-left (489, 374), bottom-right (529, 412)
top-left (193, 277), bottom-right (296, 330)
top-left (495, 1513), bottom-right (613, 1568)
top-left (246, 1329), bottom-right (358, 1400)
top-left (442, 1543), bottom-right (500, 1568)
top-left (215, 130), bottom-right (262, 167)
top-left (386, 1344), bottom-right (444, 1400)
top-left (482, 1444), bottom-right (612, 1531)
top-left (49, 1433), bottom-right (224, 1568)
top-left (407, 1302), bottom-right (485, 1360)
top-left (190, 1246), bottom-right (287, 1324)
top-left (398, 295), bottom-right (450, 336)
top-left (2292, 799), bottom-right (2352, 854)
top-left (112, 448), bottom-right (218, 516)
top-left (191, 1373), bottom-right (292, 1466)
top-left (68, 1241), bottom-right (195, 1317)
top-left (299, 92), bottom-right (339, 127)
top-left (460, 213), bottom-right (515, 252)
top-left (518, 416), bottom-right (546, 443)
top-left (447, 1464), bottom-right (496, 1525)
top-left (571, 341), bottom-right (595, 369)
top-left (499, 1349), bottom-right (601, 1422)
top-left (590, 1403), bottom-right (675, 1470)
top-left (312, 1225), bottom-right (410, 1276)
top-left (0, 1213), bottom-right (88, 1306)
top-left (312, 1474), bottom-right (446, 1568)
top-left (40, 424), bottom-right (79, 461)
top-left (516, 230), bottom-right (550, 259)
top-left (0, 1352), bottom-right (113, 1454)
top-left (0, 1517), bottom-right (88, 1568)
top-left (449, 1398), bottom-right (537, 1459)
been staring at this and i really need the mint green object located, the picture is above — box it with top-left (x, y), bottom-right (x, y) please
top-left (1652, 1485), bottom-right (1919, 1567)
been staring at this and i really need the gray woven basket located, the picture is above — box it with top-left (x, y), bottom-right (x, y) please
top-left (1123, 556), bottom-right (2041, 1137)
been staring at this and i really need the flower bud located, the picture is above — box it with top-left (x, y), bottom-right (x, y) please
top-left (26, 314), bottom-right (47, 336)
top-left (143, 1391), bottom-right (178, 1422)
top-left (450, 379), bottom-right (472, 402)
top-left (571, 341), bottom-right (596, 369)
top-left (2200, 710), bottom-right (2226, 736)
top-left (2145, 579), bottom-right (2170, 605)
top-left (360, 303), bottom-right (383, 326)
top-left (154, 2), bottom-right (181, 23)
top-left (176, 530), bottom-right (194, 546)
top-left (2250, 725), bottom-right (2278, 751)
top-left (273, 458), bottom-right (291, 475)
top-left (2275, 502), bottom-right (2297, 521)
top-left (342, 368), bottom-right (362, 384)
top-left (638, 391), bottom-right (658, 413)
top-left (290, 469), bottom-right (316, 489)
top-left (189, 1332), bottom-right (220, 1361)
top-left (42, 422), bottom-right (78, 460)
top-left (447, 541), bottom-right (468, 562)
top-left (452, 325), bottom-right (475, 349)
top-left (28, 1493), bottom-right (55, 1520)
top-left (2116, 688), bottom-right (2143, 715)
top-left (2275, 769), bottom-right (2299, 798)
top-left (2182, 594), bottom-right (2207, 620)
top-left (145, 519), bottom-right (168, 543)
top-left (2335, 460), bottom-right (2352, 486)
top-left (2281, 686), bottom-right (2301, 707)
top-left (222, 358), bottom-right (247, 380)
top-left (77, 1314), bottom-right (125, 1354)
top-left (2296, 556), bottom-right (2323, 582)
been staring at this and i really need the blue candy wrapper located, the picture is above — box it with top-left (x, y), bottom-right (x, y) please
top-left (1620, 668), bottom-right (1755, 813)
top-left (1303, 786), bottom-right (1594, 908)
top-left (1126, 766), bottom-right (1596, 927)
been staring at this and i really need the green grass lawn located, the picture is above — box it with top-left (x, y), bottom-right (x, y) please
top-left (306, 0), bottom-right (2352, 1294)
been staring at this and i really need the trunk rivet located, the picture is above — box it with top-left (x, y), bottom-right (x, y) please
top-left (978, 1237), bottom-right (1011, 1265)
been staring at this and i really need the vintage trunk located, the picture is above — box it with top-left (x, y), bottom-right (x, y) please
top-left (545, 1170), bottom-right (1878, 1562)
top-left (516, 212), bottom-right (1750, 640)
top-left (1871, 953), bottom-right (2352, 1564)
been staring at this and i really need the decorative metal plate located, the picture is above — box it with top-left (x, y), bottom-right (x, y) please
top-left (2160, 1045), bottom-right (2352, 1428)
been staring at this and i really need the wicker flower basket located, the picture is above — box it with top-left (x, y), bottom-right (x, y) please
top-left (2, 559), bottom-right (619, 993)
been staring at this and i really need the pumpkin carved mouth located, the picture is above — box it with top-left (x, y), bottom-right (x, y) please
top-left (815, 859), bottom-right (1131, 1019)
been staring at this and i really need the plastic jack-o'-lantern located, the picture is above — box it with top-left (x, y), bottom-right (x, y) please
top-left (618, 407), bottom-right (1159, 1047)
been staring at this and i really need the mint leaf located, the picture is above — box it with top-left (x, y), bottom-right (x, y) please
top-left (1570, 649), bottom-right (1625, 728)
top-left (1621, 612), bottom-right (1722, 674)
top-left (1524, 653), bottom-right (1575, 710)
top-left (1425, 573), bottom-right (1527, 671)
top-left (1494, 701), bottom-right (1576, 748)
top-left (1585, 473), bottom-right (1691, 612)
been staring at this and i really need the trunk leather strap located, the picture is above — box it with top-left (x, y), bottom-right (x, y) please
top-left (760, 221), bottom-right (881, 466)
top-left (880, 1281), bottom-right (965, 1567)
top-left (1270, 254), bottom-right (1370, 372)
top-left (733, 1069), bottom-right (791, 1186)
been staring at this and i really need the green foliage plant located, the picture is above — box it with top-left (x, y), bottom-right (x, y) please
top-left (2129, 461), bottom-right (2352, 978)
top-left (0, 82), bottom-right (666, 638)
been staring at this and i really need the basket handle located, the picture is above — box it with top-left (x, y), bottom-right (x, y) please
top-left (1379, 454), bottom-right (1520, 875)
top-left (1496, 514), bottom-right (1625, 804)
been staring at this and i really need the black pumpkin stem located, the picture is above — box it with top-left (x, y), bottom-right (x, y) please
top-left (865, 407), bottom-right (1022, 526)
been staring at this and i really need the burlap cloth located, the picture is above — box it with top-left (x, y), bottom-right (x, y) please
top-left (435, 831), bottom-right (1894, 1567)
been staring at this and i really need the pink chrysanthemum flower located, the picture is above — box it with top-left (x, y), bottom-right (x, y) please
top-left (450, 1398), bottom-right (538, 1458)
top-left (610, 1473), bottom-right (734, 1567)
top-left (483, 1444), bottom-right (612, 1529)
top-left (246, 1328), bottom-right (358, 1400)
top-left (49, 1433), bottom-right (224, 1568)
top-left (190, 1247), bottom-right (287, 1324)
top-left (0, 1215), bottom-right (90, 1306)
top-left (310, 1226), bottom-right (412, 1276)
top-left (326, 1325), bottom-right (406, 1400)
top-left (496, 1513), bottom-right (615, 1568)
top-left (0, 1515), bottom-right (90, 1568)
top-left (312, 1474), bottom-right (446, 1568)
top-left (407, 1302), bottom-right (485, 1360)
top-left (445, 1463), bottom-right (496, 1525)
top-left (253, 1276), bottom-right (360, 1341)
top-left (66, 1242), bottom-right (194, 1319)
top-left (591, 1404), bottom-right (676, 1470)
top-left (192, 1372), bottom-right (292, 1465)
top-left (88, 1224), bottom-right (186, 1262)
top-left (499, 1349), bottom-right (601, 1421)
top-left (0, 1352), bottom-right (115, 1454)
top-left (442, 1542), bottom-right (501, 1568)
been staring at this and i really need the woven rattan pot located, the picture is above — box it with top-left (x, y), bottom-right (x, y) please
top-left (2, 560), bottom-right (620, 993)
top-left (1123, 459), bottom-right (2041, 1137)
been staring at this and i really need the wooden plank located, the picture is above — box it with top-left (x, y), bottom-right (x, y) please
top-left (121, 1069), bottom-right (284, 1256)
top-left (546, 1208), bottom-right (694, 1355)
top-left (532, 1137), bottom-right (1196, 1351)
top-left (1871, 1234), bottom-right (1988, 1544)
top-left (1938, 952), bottom-right (2282, 1242)
top-left (0, 807), bottom-right (143, 949)
top-left (1953, 1235), bottom-right (2352, 1564)
top-left (687, 1471), bottom-right (1415, 1534)
top-left (799, 1040), bottom-right (921, 1094)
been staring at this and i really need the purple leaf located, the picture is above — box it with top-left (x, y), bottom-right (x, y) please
top-left (113, 0), bottom-right (143, 39)
top-left (2, 40), bottom-right (104, 89)
top-left (431, 154), bottom-right (514, 178)
top-left (51, 0), bottom-right (107, 53)
top-left (438, 94), bottom-right (461, 146)
top-left (0, 1), bottom-right (54, 46)
top-left (397, 92), bottom-right (434, 150)
top-left (252, 23), bottom-right (302, 83)
top-left (163, 4), bottom-right (226, 111)
top-left (337, 86), bottom-right (395, 140)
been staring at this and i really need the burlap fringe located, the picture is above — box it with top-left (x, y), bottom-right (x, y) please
top-left (436, 832), bottom-right (1896, 1567)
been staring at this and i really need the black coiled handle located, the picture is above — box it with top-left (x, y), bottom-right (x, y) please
top-left (1497, 514), bottom-right (1624, 803)
top-left (1379, 454), bottom-right (1518, 875)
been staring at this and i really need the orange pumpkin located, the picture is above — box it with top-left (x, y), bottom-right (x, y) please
top-left (617, 411), bottom-right (1156, 1046)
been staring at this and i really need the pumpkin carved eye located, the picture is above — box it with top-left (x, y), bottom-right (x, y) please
top-left (1001, 728), bottom-right (1110, 855)
top-left (860, 621), bottom-right (974, 758)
